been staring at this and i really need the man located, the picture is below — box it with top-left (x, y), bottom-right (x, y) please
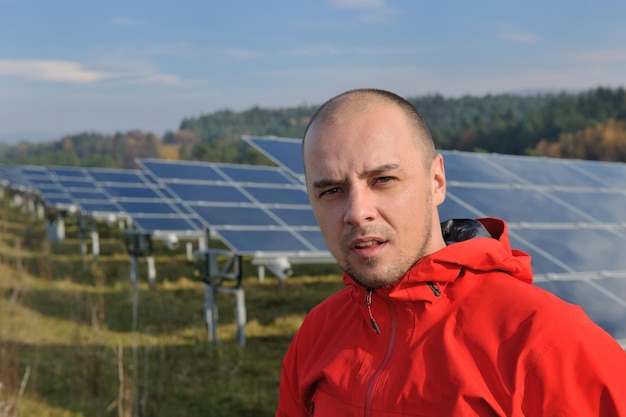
top-left (276, 88), bottom-right (626, 416)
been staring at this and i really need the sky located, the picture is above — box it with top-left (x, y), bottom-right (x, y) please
top-left (1, 0), bottom-right (626, 144)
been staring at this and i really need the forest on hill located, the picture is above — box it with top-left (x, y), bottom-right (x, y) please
top-left (1, 86), bottom-right (626, 169)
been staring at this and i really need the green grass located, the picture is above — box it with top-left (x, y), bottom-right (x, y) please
top-left (0, 198), bottom-right (344, 416)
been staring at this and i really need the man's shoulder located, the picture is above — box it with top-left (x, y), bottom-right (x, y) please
top-left (454, 270), bottom-right (593, 331)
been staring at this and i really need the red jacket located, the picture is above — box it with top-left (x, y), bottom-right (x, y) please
top-left (276, 218), bottom-right (626, 416)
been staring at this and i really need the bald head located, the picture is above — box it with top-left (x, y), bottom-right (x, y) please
top-left (303, 89), bottom-right (436, 169)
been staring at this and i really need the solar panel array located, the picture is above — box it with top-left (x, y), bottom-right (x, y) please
top-left (2, 136), bottom-right (626, 344)
top-left (5, 165), bottom-right (202, 237)
top-left (244, 136), bottom-right (626, 344)
top-left (136, 158), bottom-right (327, 255)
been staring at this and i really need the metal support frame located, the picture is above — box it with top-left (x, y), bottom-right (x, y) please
top-left (45, 209), bottom-right (66, 243)
top-left (195, 245), bottom-right (245, 347)
top-left (123, 230), bottom-right (157, 286)
top-left (77, 213), bottom-right (100, 259)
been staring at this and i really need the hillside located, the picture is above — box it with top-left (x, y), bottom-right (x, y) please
top-left (0, 197), bottom-right (343, 416)
top-left (2, 87), bottom-right (626, 168)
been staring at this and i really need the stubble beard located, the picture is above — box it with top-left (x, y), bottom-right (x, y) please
top-left (341, 217), bottom-right (434, 290)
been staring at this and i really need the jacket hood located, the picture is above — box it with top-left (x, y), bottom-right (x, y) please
top-left (343, 218), bottom-right (533, 297)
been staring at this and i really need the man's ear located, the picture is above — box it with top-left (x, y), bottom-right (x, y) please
top-left (432, 153), bottom-right (446, 206)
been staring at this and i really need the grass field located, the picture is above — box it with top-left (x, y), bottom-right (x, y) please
top-left (0, 195), bottom-right (344, 416)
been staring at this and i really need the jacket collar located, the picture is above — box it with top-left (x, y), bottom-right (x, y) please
top-left (343, 218), bottom-right (533, 301)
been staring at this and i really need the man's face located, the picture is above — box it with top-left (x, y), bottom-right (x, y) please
top-left (303, 103), bottom-right (446, 289)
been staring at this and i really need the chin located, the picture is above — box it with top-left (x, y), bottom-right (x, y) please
top-left (347, 265), bottom-right (403, 289)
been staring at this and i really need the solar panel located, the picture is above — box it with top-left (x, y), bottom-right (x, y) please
top-left (441, 152), bottom-right (522, 184)
top-left (243, 136), bottom-right (304, 180)
top-left (243, 136), bottom-right (626, 343)
top-left (536, 279), bottom-right (626, 340)
top-left (447, 187), bottom-right (593, 223)
top-left (485, 154), bottom-right (605, 187)
top-left (8, 165), bottom-right (203, 237)
top-left (84, 168), bottom-right (202, 236)
top-left (0, 165), bottom-right (29, 190)
top-left (137, 158), bottom-right (328, 258)
top-left (16, 165), bottom-right (78, 212)
top-left (574, 159), bottom-right (626, 188)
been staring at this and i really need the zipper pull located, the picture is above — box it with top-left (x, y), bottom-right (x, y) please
top-left (364, 289), bottom-right (381, 334)
top-left (427, 281), bottom-right (441, 297)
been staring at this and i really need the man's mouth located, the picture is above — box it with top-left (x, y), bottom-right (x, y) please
top-left (354, 239), bottom-right (384, 249)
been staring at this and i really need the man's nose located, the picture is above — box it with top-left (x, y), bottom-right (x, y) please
top-left (343, 188), bottom-right (376, 226)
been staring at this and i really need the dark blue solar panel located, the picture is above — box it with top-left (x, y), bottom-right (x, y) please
top-left (118, 201), bottom-right (179, 215)
top-left (58, 179), bottom-right (92, 188)
top-left (535, 280), bottom-right (626, 340)
top-left (515, 228), bottom-right (626, 272)
top-left (68, 191), bottom-right (109, 200)
top-left (192, 205), bottom-right (279, 226)
top-left (166, 183), bottom-right (248, 203)
top-left (439, 196), bottom-right (479, 220)
top-left (173, 202), bottom-right (195, 215)
top-left (574, 160), bottom-right (626, 189)
top-left (488, 155), bottom-right (604, 187)
top-left (45, 196), bottom-right (74, 205)
top-left (28, 178), bottom-right (56, 187)
top-left (141, 160), bottom-right (223, 181)
top-left (158, 188), bottom-right (178, 200)
top-left (219, 166), bottom-right (296, 184)
top-left (131, 217), bottom-right (201, 233)
top-left (595, 278), bottom-right (626, 304)
top-left (80, 203), bottom-right (122, 213)
top-left (296, 230), bottom-right (329, 251)
top-left (269, 208), bottom-right (318, 226)
top-left (1, 166), bottom-right (28, 187)
top-left (50, 167), bottom-right (85, 177)
top-left (447, 187), bottom-right (591, 223)
top-left (217, 229), bottom-right (311, 253)
top-left (89, 170), bottom-right (143, 183)
top-left (21, 167), bottom-right (47, 176)
top-left (508, 235), bottom-right (569, 275)
top-left (246, 137), bottom-right (304, 177)
top-left (441, 151), bottom-right (521, 184)
top-left (103, 186), bottom-right (161, 199)
top-left (244, 186), bottom-right (309, 205)
top-left (552, 190), bottom-right (626, 223)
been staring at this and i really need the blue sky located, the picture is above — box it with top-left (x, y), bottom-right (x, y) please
top-left (1, 0), bottom-right (626, 143)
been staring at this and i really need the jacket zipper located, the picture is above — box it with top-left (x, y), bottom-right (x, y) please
top-left (363, 289), bottom-right (381, 334)
top-left (427, 281), bottom-right (441, 297)
top-left (363, 290), bottom-right (398, 417)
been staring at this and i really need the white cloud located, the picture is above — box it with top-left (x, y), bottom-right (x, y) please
top-left (90, 56), bottom-right (182, 85)
top-left (0, 58), bottom-right (181, 85)
top-left (0, 60), bottom-right (113, 83)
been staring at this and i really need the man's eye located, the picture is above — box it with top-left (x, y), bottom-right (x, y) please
top-left (376, 176), bottom-right (394, 183)
top-left (320, 187), bottom-right (340, 197)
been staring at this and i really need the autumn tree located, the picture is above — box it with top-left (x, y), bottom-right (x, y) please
top-left (535, 119), bottom-right (626, 161)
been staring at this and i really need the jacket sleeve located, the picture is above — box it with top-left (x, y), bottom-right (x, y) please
top-left (521, 318), bottom-right (626, 416)
top-left (276, 330), bottom-right (310, 417)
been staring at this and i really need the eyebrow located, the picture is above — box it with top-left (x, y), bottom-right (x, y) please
top-left (311, 163), bottom-right (401, 189)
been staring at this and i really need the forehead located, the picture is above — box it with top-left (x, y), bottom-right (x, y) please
top-left (303, 104), bottom-right (422, 177)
